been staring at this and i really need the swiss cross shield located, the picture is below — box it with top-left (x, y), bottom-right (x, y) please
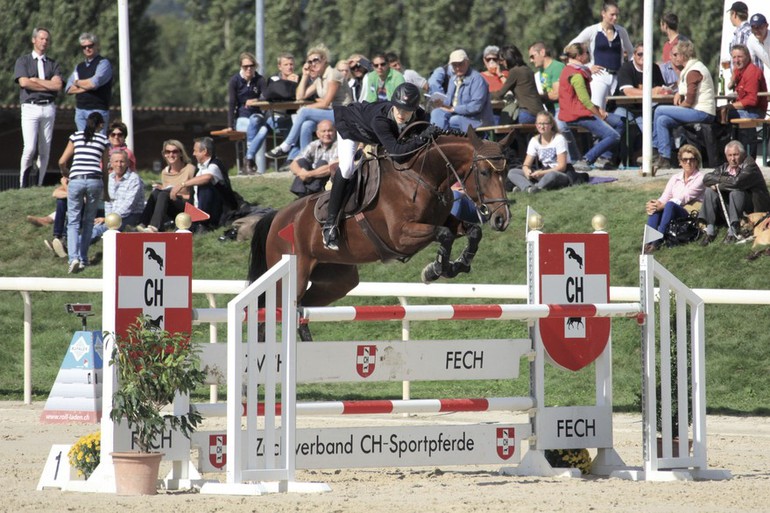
top-left (209, 434), bottom-right (226, 469)
top-left (496, 427), bottom-right (515, 460)
top-left (538, 234), bottom-right (610, 371)
top-left (356, 345), bottom-right (377, 378)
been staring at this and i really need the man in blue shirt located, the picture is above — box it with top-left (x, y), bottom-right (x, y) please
top-left (65, 32), bottom-right (113, 134)
top-left (429, 49), bottom-right (495, 131)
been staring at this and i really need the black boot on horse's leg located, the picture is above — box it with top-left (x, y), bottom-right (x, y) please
top-left (322, 172), bottom-right (350, 251)
top-left (446, 223), bottom-right (482, 278)
top-left (421, 227), bottom-right (455, 283)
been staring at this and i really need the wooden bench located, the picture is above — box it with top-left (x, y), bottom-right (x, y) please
top-left (730, 118), bottom-right (770, 166)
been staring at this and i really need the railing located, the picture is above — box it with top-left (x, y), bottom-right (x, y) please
top-left (3, 277), bottom-right (770, 404)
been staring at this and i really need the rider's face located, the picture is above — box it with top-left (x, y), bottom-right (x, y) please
top-left (392, 106), bottom-right (414, 125)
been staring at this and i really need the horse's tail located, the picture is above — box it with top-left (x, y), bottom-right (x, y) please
top-left (247, 210), bottom-right (278, 283)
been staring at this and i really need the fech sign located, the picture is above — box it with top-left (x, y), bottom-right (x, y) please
top-left (538, 234), bottom-right (610, 371)
top-left (115, 233), bottom-right (192, 338)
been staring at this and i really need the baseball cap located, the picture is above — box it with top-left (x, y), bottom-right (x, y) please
top-left (727, 2), bottom-right (748, 14)
top-left (448, 49), bottom-right (469, 64)
top-left (750, 13), bottom-right (768, 27)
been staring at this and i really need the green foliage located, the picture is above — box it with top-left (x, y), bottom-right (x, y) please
top-left (109, 316), bottom-right (206, 453)
top-left (0, 0), bottom-right (157, 105)
top-left (0, 0), bottom-right (729, 106)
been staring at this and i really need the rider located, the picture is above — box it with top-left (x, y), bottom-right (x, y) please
top-left (323, 82), bottom-right (439, 250)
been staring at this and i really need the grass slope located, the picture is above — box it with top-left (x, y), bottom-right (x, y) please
top-left (1, 174), bottom-right (768, 415)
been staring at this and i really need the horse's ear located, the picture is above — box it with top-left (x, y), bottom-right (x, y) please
top-left (498, 130), bottom-right (516, 149)
top-left (467, 125), bottom-right (484, 150)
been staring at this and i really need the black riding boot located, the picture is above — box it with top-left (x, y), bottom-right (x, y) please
top-left (322, 172), bottom-right (350, 250)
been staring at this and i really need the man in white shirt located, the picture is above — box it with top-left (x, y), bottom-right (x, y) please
top-left (13, 27), bottom-right (63, 187)
top-left (171, 137), bottom-right (233, 231)
top-left (747, 13), bottom-right (770, 88)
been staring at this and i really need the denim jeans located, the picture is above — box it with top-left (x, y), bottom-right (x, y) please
top-left (653, 106), bottom-right (714, 159)
top-left (518, 109), bottom-right (536, 124)
top-left (90, 212), bottom-right (142, 243)
top-left (283, 108), bottom-right (335, 151)
top-left (53, 197), bottom-right (67, 239)
top-left (569, 113), bottom-right (624, 163)
top-left (430, 109), bottom-right (483, 132)
top-left (66, 177), bottom-right (103, 264)
top-left (75, 108), bottom-right (109, 134)
top-left (647, 201), bottom-right (688, 237)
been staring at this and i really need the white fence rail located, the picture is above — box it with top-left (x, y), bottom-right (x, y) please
top-left (3, 277), bottom-right (770, 404)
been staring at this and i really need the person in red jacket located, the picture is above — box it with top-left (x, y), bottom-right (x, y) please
top-left (725, 44), bottom-right (768, 120)
top-left (557, 43), bottom-right (624, 170)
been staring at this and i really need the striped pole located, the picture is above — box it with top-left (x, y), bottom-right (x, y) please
top-left (301, 303), bottom-right (643, 322)
top-left (194, 396), bottom-right (535, 418)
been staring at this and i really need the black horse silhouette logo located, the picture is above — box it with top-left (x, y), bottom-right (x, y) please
top-left (566, 317), bottom-right (584, 330)
top-left (565, 247), bottom-right (583, 269)
top-left (145, 247), bottom-right (164, 271)
top-left (144, 314), bottom-right (164, 330)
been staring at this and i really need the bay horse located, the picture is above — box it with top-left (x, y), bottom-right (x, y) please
top-left (248, 126), bottom-right (512, 337)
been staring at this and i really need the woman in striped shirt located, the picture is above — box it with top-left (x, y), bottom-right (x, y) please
top-left (58, 112), bottom-right (110, 274)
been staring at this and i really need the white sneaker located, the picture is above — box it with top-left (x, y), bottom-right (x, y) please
top-left (52, 238), bottom-right (67, 258)
top-left (68, 259), bottom-right (80, 274)
top-left (78, 260), bottom-right (86, 271)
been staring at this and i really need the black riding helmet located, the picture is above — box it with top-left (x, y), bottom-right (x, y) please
top-left (391, 82), bottom-right (421, 111)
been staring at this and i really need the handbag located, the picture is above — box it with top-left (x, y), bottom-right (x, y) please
top-left (665, 210), bottom-right (702, 247)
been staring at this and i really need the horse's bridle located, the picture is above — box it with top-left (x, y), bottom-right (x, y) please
top-left (431, 140), bottom-right (510, 224)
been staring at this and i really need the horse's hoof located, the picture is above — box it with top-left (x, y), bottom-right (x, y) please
top-left (421, 263), bottom-right (442, 283)
top-left (445, 261), bottom-right (471, 278)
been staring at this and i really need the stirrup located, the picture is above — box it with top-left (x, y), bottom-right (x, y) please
top-left (322, 225), bottom-right (339, 251)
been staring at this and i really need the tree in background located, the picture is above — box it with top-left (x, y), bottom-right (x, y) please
top-left (0, 0), bottom-right (156, 105)
top-left (0, 0), bottom-right (726, 108)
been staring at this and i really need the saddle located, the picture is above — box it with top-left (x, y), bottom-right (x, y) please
top-left (313, 148), bottom-right (412, 262)
top-left (313, 148), bottom-right (382, 223)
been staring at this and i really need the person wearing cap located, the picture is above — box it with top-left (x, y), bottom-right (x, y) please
top-left (747, 13), bottom-right (770, 72)
top-left (14, 27), bottom-right (63, 188)
top-left (320, 82), bottom-right (431, 250)
top-left (726, 2), bottom-right (752, 67)
top-left (568, 1), bottom-right (633, 110)
top-left (480, 45), bottom-right (508, 93)
top-left (429, 49), bottom-right (495, 132)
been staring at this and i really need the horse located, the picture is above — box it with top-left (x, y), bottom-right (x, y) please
top-left (248, 126), bottom-right (513, 339)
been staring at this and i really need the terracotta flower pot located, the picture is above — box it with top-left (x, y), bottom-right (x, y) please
top-left (111, 452), bottom-right (163, 495)
top-left (656, 437), bottom-right (693, 459)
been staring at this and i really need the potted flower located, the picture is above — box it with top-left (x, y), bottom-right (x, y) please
top-left (109, 317), bottom-right (205, 495)
top-left (69, 431), bottom-right (101, 479)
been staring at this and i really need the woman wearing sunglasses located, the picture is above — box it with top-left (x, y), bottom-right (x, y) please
top-left (106, 121), bottom-right (136, 171)
top-left (480, 45), bottom-right (507, 93)
top-left (136, 140), bottom-right (195, 233)
top-left (267, 44), bottom-right (352, 160)
top-left (643, 144), bottom-right (705, 253)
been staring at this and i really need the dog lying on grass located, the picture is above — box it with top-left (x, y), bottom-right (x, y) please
top-left (740, 212), bottom-right (770, 261)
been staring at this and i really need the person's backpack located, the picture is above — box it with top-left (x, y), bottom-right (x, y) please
top-left (665, 211), bottom-right (702, 247)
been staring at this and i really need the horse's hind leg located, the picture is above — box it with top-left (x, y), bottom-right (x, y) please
top-left (297, 264), bottom-right (359, 341)
top-left (445, 223), bottom-right (482, 278)
top-left (421, 226), bottom-right (455, 283)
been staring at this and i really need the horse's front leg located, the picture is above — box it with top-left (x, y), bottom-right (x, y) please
top-left (444, 223), bottom-right (482, 278)
top-left (420, 226), bottom-right (455, 283)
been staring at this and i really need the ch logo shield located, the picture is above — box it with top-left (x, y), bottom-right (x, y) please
top-left (496, 427), bottom-right (515, 460)
top-left (356, 345), bottom-right (377, 378)
top-left (209, 434), bottom-right (226, 469)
